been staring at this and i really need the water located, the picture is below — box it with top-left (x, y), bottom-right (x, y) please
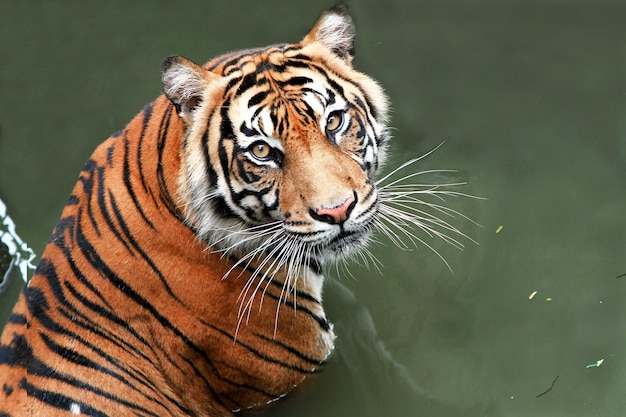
top-left (1, 1), bottom-right (624, 416)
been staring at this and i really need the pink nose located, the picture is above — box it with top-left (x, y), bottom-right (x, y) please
top-left (310, 195), bottom-right (356, 225)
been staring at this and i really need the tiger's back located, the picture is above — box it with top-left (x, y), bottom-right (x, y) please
top-left (1, 5), bottom-right (389, 416)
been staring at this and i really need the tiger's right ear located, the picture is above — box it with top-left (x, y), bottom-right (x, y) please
top-left (161, 55), bottom-right (214, 120)
top-left (303, 4), bottom-right (356, 65)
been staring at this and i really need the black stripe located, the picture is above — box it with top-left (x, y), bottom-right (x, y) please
top-left (51, 299), bottom-right (178, 412)
top-left (136, 103), bottom-right (153, 194)
top-left (266, 278), bottom-right (322, 305)
top-left (220, 50), bottom-right (261, 74)
top-left (224, 75), bottom-right (243, 96)
top-left (38, 331), bottom-right (154, 400)
top-left (106, 143), bottom-right (115, 166)
top-left (228, 258), bottom-right (330, 332)
top-left (276, 76), bottom-right (312, 87)
top-left (362, 182), bottom-right (376, 203)
top-left (95, 166), bottom-right (135, 255)
top-left (54, 303), bottom-right (159, 394)
top-left (253, 332), bottom-right (325, 366)
top-left (225, 254), bottom-right (325, 292)
top-left (50, 212), bottom-right (112, 310)
top-left (202, 125), bottom-right (239, 218)
top-left (201, 320), bottom-right (317, 375)
top-left (73, 226), bottom-right (247, 392)
top-left (206, 51), bottom-right (241, 71)
top-left (123, 137), bottom-right (156, 230)
top-left (107, 190), bottom-right (183, 303)
top-left (6, 313), bottom-right (26, 325)
top-left (156, 105), bottom-right (184, 220)
top-left (216, 45), bottom-right (288, 75)
top-left (239, 121), bottom-right (260, 138)
top-left (220, 98), bottom-right (235, 140)
top-left (238, 72), bottom-right (259, 95)
top-left (78, 160), bottom-right (101, 237)
top-left (211, 196), bottom-right (237, 219)
top-left (31, 260), bottom-right (157, 382)
top-left (59, 277), bottom-right (154, 364)
top-left (178, 355), bottom-right (240, 409)
top-left (261, 189), bottom-right (279, 219)
top-left (0, 333), bottom-right (30, 368)
top-left (218, 105), bottom-right (238, 216)
top-left (353, 95), bottom-right (383, 146)
top-left (19, 377), bottom-right (144, 417)
top-left (264, 290), bottom-right (331, 332)
top-left (20, 379), bottom-right (109, 416)
top-left (299, 99), bottom-right (318, 122)
top-left (247, 90), bottom-right (269, 108)
top-left (200, 128), bottom-right (219, 190)
top-left (21, 288), bottom-right (164, 416)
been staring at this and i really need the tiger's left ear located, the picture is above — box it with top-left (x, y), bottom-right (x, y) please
top-left (302, 4), bottom-right (356, 65)
top-left (161, 55), bottom-right (216, 122)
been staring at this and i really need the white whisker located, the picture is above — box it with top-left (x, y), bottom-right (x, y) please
top-left (375, 141), bottom-right (447, 186)
top-left (373, 143), bottom-right (480, 271)
top-left (378, 169), bottom-right (459, 190)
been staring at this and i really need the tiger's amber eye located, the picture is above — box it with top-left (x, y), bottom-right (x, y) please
top-left (251, 142), bottom-right (271, 159)
top-left (326, 111), bottom-right (343, 132)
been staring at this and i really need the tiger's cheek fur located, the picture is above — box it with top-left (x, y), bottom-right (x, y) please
top-left (233, 155), bottom-right (281, 221)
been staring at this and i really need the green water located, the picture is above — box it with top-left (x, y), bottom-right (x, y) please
top-left (1, 1), bottom-right (624, 416)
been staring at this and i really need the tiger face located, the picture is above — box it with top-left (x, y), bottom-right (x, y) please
top-left (163, 7), bottom-right (389, 266)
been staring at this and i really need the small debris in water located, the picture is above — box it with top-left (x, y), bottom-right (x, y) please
top-left (536, 375), bottom-right (559, 398)
top-left (586, 359), bottom-right (604, 369)
top-left (545, 297), bottom-right (552, 302)
top-left (496, 225), bottom-right (503, 233)
top-left (528, 290), bottom-right (538, 300)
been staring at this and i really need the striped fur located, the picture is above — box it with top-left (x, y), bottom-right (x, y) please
top-left (0, 5), bottom-right (388, 416)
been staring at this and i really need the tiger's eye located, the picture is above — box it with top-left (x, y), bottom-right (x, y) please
top-left (251, 142), bottom-right (271, 159)
top-left (326, 111), bottom-right (343, 133)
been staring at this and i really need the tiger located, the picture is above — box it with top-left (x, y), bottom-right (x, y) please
top-left (0, 4), bottom-right (462, 417)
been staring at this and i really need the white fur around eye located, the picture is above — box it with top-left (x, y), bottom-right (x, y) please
top-left (238, 135), bottom-right (283, 152)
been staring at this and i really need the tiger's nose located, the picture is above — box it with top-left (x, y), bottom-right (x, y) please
top-left (309, 194), bottom-right (357, 225)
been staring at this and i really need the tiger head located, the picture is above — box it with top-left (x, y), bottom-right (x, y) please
top-left (162, 5), bottom-right (389, 266)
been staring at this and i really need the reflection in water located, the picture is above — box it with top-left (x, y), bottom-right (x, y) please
top-left (329, 279), bottom-right (424, 401)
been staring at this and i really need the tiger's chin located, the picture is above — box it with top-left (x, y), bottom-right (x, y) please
top-left (316, 229), bottom-right (372, 262)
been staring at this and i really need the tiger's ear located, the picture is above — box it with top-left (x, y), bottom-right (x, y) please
top-left (303, 4), bottom-right (355, 65)
top-left (161, 55), bottom-right (213, 120)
